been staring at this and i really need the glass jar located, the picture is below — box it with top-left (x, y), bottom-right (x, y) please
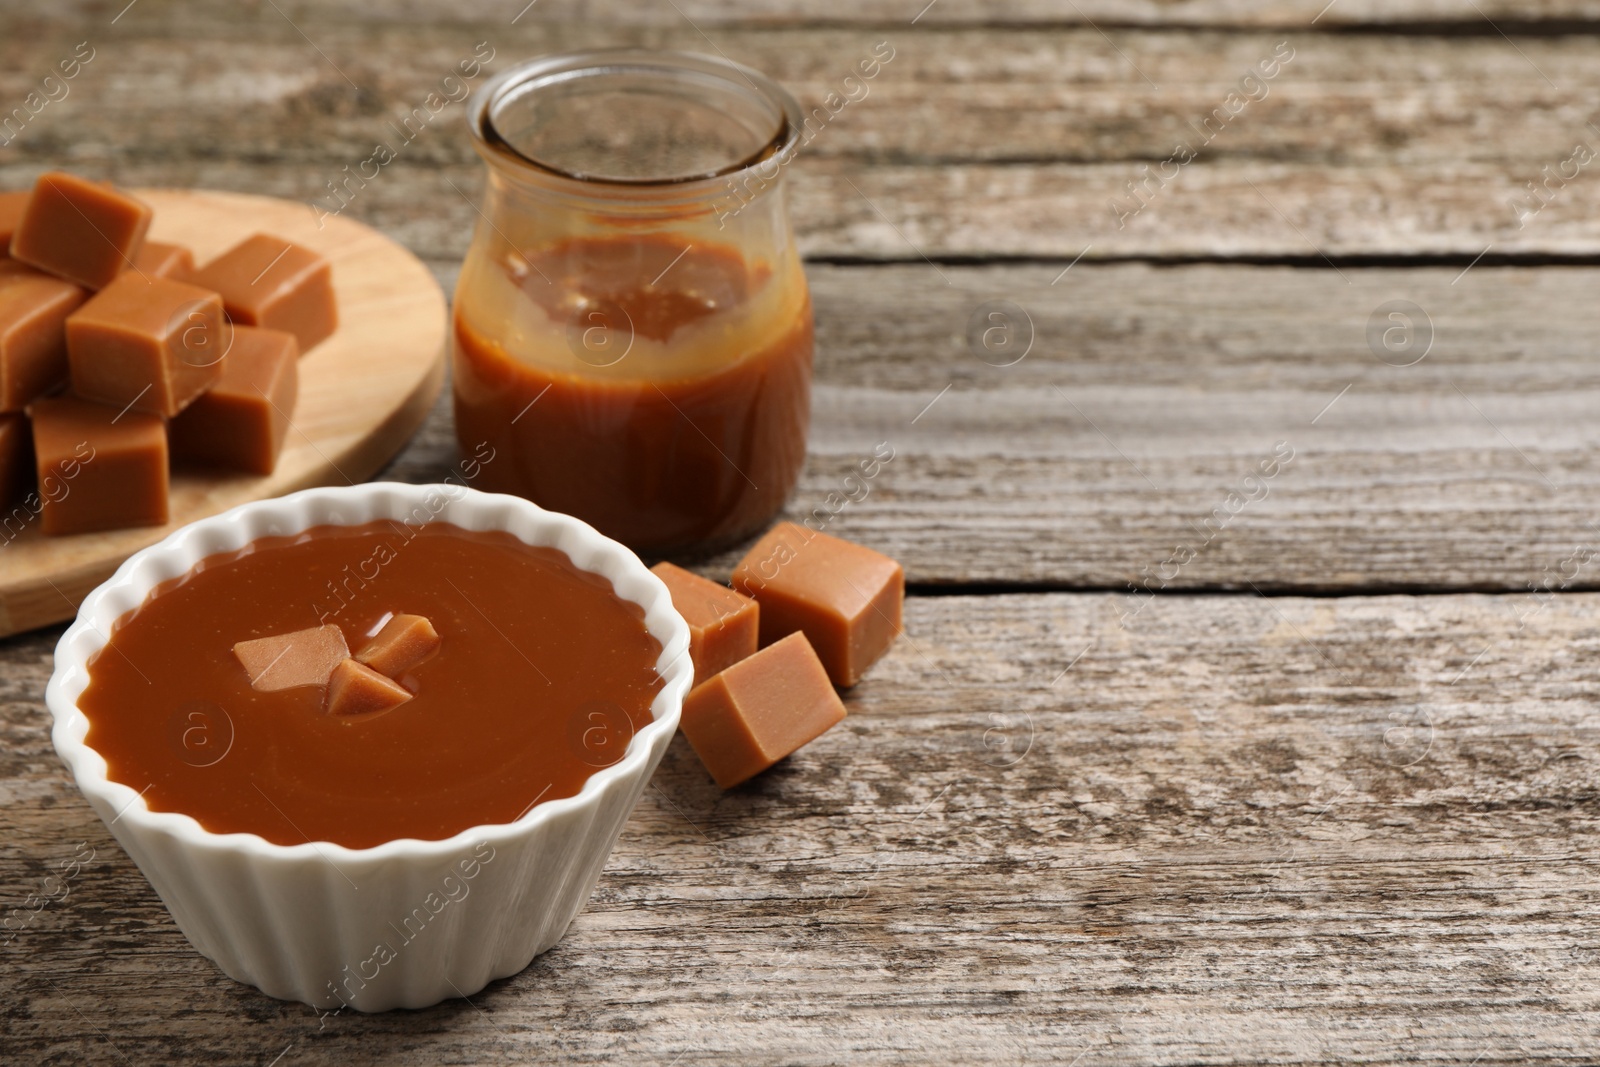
top-left (454, 49), bottom-right (812, 556)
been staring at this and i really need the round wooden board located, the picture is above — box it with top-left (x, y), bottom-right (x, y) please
top-left (0, 189), bottom-right (447, 638)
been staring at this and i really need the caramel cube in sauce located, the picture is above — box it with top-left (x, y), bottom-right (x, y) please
top-left (650, 561), bottom-right (758, 686)
top-left (355, 613), bottom-right (440, 679)
top-left (233, 624), bottom-right (349, 692)
top-left (325, 658), bottom-right (413, 717)
top-left (0, 412), bottom-right (29, 509)
top-left (132, 241), bottom-right (194, 280)
top-left (67, 272), bottom-right (225, 417)
top-left (168, 326), bottom-right (298, 475)
top-left (27, 394), bottom-right (166, 535)
top-left (680, 632), bottom-right (846, 789)
top-left (10, 172), bottom-right (152, 290)
top-left (188, 234), bottom-right (337, 353)
top-left (730, 523), bottom-right (904, 688)
top-left (0, 267), bottom-right (86, 411)
top-left (0, 191), bottom-right (29, 256)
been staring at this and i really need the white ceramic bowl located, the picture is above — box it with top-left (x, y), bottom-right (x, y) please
top-left (46, 483), bottom-right (692, 1012)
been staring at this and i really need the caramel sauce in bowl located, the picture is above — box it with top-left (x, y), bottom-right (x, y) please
top-left (45, 483), bottom-right (692, 1012)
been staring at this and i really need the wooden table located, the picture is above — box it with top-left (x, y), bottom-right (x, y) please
top-left (5, 2), bottom-right (1599, 1063)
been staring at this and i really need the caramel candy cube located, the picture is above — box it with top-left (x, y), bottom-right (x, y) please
top-left (67, 272), bottom-right (225, 417)
top-left (27, 394), bottom-right (166, 535)
top-left (168, 326), bottom-right (298, 475)
top-left (0, 267), bottom-right (86, 411)
top-left (234, 624), bottom-right (350, 692)
top-left (0, 191), bottom-right (29, 256)
top-left (325, 658), bottom-right (413, 717)
top-left (0, 412), bottom-right (28, 509)
top-left (680, 632), bottom-right (846, 789)
top-left (355, 613), bottom-right (440, 679)
top-left (650, 562), bottom-right (759, 686)
top-left (132, 241), bottom-right (194, 280)
top-left (10, 173), bottom-right (152, 290)
top-left (730, 523), bottom-right (904, 688)
top-left (189, 234), bottom-right (337, 353)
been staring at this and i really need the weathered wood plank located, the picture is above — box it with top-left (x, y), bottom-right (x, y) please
top-left (4, 4), bottom-right (1596, 1065)
top-left (4, 26), bottom-right (1600, 257)
top-left (6, 590), bottom-right (1600, 1064)
top-left (8, 27), bottom-right (1600, 169)
top-left (790, 159), bottom-right (1595, 258)
top-left (372, 261), bottom-right (1600, 592)
top-left (3, 154), bottom-right (1586, 262)
top-left (21, 0), bottom-right (1600, 30)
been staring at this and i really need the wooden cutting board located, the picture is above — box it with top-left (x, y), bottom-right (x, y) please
top-left (0, 188), bottom-right (448, 638)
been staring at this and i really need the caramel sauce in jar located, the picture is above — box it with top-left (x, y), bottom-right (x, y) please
top-left (454, 235), bottom-right (812, 552)
top-left (454, 50), bottom-right (812, 554)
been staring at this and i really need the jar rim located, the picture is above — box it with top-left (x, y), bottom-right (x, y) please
top-left (470, 49), bottom-right (804, 195)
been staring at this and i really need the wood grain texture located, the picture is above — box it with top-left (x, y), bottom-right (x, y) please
top-left (17, 157), bottom-right (1586, 262)
top-left (3, 24), bottom-right (1600, 258)
top-left (3, 3), bottom-right (1598, 1064)
top-left (378, 261), bottom-right (1600, 593)
top-left (18, 0), bottom-right (1600, 28)
top-left (6, 591), bottom-right (1600, 1064)
top-left (0, 189), bottom-right (447, 638)
top-left (8, 26), bottom-right (1598, 170)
